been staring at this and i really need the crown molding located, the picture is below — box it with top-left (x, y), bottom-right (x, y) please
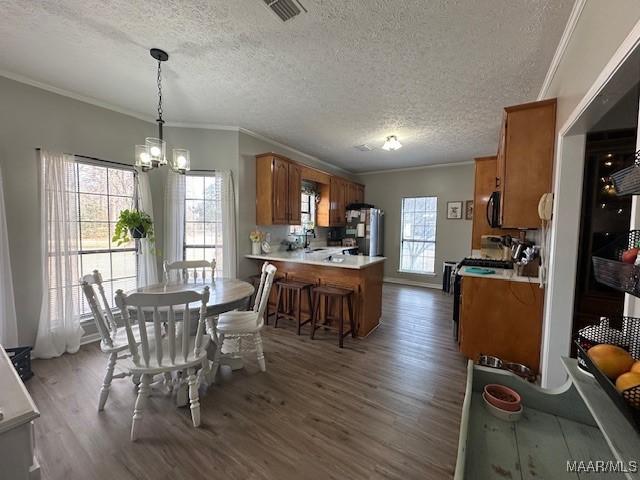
top-left (537, 0), bottom-right (587, 100)
top-left (357, 160), bottom-right (474, 176)
top-left (238, 128), bottom-right (354, 175)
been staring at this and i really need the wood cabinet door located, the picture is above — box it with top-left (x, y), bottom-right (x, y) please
top-left (272, 157), bottom-right (289, 224)
top-left (355, 184), bottom-right (365, 204)
top-left (329, 177), bottom-right (346, 226)
top-left (288, 163), bottom-right (302, 225)
top-left (501, 100), bottom-right (556, 228)
top-left (459, 276), bottom-right (543, 372)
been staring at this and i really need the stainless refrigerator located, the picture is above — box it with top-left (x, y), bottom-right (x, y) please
top-left (345, 208), bottom-right (384, 256)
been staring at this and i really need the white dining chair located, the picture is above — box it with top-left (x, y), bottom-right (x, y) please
top-left (163, 259), bottom-right (216, 284)
top-left (114, 286), bottom-right (211, 441)
top-left (211, 263), bottom-right (277, 375)
top-left (81, 270), bottom-right (148, 411)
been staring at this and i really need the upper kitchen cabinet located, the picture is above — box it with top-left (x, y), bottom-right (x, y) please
top-left (497, 98), bottom-right (556, 229)
top-left (256, 153), bottom-right (301, 225)
top-left (329, 177), bottom-right (347, 226)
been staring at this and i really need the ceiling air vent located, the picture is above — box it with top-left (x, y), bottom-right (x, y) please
top-left (263, 0), bottom-right (306, 22)
top-left (354, 144), bottom-right (375, 152)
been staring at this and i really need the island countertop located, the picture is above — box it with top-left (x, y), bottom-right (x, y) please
top-left (245, 249), bottom-right (386, 270)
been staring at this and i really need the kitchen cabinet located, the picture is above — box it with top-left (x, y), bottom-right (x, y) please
top-left (496, 98), bottom-right (556, 228)
top-left (329, 177), bottom-right (346, 226)
top-left (256, 153), bottom-right (301, 225)
top-left (458, 275), bottom-right (543, 372)
top-left (256, 153), bottom-right (364, 227)
top-left (288, 162), bottom-right (302, 225)
top-left (471, 156), bottom-right (519, 250)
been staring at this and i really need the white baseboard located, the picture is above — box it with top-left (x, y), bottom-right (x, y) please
top-left (383, 277), bottom-right (442, 290)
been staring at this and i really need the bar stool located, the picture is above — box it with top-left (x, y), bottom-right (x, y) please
top-left (310, 286), bottom-right (356, 348)
top-left (274, 280), bottom-right (314, 335)
top-left (248, 272), bottom-right (284, 325)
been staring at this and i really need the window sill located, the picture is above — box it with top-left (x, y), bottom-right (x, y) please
top-left (397, 270), bottom-right (437, 276)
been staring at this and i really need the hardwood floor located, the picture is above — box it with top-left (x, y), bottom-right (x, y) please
top-left (27, 283), bottom-right (467, 480)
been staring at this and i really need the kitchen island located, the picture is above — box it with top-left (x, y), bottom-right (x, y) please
top-left (246, 249), bottom-right (385, 336)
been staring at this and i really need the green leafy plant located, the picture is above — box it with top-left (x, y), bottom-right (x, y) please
top-left (112, 209), bottom-right (154, 246)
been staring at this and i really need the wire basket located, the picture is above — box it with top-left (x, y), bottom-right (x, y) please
top-left (576, 342), bottom-right (640, 432)
top-left (592, 230), bottom-right (640, 297)
top-left (5, 346), bottom-right (33, 381)
top-left (610, 151), bottom-right (640, 196)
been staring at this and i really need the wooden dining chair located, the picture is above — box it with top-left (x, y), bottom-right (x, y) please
top-left (163, 259), bottom-right (216, 284)
top-left (114, 286), bottom-right (211, 441)
top-left (81, 270), bottom-right (147, 412)
top-left (212, 263), bottom-right (277, 374)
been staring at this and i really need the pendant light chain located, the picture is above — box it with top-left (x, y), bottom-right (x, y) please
top-left (156, 59), bottom-right (163, 123)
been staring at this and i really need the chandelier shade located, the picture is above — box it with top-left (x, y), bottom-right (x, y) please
top-left (134, 48), bottom-right (190, 173)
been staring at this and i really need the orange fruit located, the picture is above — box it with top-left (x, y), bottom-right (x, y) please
top-left (587, 344), bottom-right (635, 379)
top-left (631, 361), bottom-right (640, 374)
top-left (615, 372), bottom-right (640, 393)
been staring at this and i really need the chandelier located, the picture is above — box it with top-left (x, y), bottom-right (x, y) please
top-left (135, 48), bottom-right (190, 173)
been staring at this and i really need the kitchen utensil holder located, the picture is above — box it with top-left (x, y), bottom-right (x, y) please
top-left (610, 150), bottom-right (640, 196)
top-left (592, 230), bottom-right (640, 297)
top-left (575, 342), bottom-right (640, 432)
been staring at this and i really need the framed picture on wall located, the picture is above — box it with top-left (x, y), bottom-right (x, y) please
top-left (447, 201), bottom-right (463, 219)
top-left (465, 200), bottom-right (474, 220)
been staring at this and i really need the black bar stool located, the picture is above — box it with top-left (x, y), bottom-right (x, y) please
top-left (274, 280), bottom-right (314, 335)
top-left (310, 285), bottom-right (355, 348)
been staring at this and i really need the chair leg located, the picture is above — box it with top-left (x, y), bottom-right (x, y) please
top-left (209, 333), bottom-right (225, 384)
top-left (98, 352), bottom-right (117, 412)
top-left (130, 374), bottom-right (151, 441)
top-left (255, 333), bottom-right (266, 372)
top-left (296, 290), bottom-right (302, 335)
top-left (347, 294), bottom-right (356, 338)
top-left (274, 285), bottom-right (283, 328)
top-left (187, 367), bottom-right (201, 428)
top-left (310, 292), bottom-right (319, 340)
top-left (339, 297), bottom-right (344, 348)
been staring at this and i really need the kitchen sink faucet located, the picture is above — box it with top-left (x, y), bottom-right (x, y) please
top-left (303, 228), bottom-right (316, 251)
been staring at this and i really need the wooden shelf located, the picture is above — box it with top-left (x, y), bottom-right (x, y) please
top-left (562, 357), bottom-right (640, 479)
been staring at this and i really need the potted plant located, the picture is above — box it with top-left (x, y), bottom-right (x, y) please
top-left (112, 209), bottom-right (154, 246)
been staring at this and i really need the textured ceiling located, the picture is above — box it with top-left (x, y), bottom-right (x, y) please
top-left (0, 0), bottom-right (573, 172)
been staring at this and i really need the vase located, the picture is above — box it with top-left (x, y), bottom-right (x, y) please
top-left (252, 241), bottom-right (261, 255)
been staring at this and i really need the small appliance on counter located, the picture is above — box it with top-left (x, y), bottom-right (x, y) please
top-left (480, 235), bottom-right (511, 260)
top-left (344, 205), bottom-right (384, 256)
top-left (327, 227), bottom-right (345, 247)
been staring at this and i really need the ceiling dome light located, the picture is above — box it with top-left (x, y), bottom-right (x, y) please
top-left (382, 135), bottom-right (402, 151)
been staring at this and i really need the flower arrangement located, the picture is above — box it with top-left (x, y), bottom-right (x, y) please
top-left (249, 229), bottom-right (264, 243)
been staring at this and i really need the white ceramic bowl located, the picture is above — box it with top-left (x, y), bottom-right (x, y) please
top-left (482, 392), bottom-right (523, 422)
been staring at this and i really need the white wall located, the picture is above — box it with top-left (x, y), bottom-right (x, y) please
top-left (540, 2), bottom-right (640, 387)
top-left (357, 163), bottom-right (474, 287)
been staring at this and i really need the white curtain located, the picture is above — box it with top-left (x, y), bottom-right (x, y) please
top-left (218, 170), bottom-right (237, 278)
top-left (164, 170), bottom-right (185, 264)
top-left (33, 151), bottom-right (83, 358)
top-left (137, 171), bottom-right (158, 286)
top-left (0, 165), bottom-right (18, 348)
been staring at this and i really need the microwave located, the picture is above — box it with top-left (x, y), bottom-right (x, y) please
top-left (486, 191), bottom-right (501, 228)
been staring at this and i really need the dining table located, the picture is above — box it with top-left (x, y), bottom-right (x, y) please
top-left (125, 277), bottom-right (255, 379)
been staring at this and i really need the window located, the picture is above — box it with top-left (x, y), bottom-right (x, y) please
top-left (400, 196), bottom-right (437, 274)
top-left (184, 174), bottom-right (223, 277)
top-left (289, 189), bottom-right (316, 235)
top-left (75, 162), bottom-right (138, 315)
